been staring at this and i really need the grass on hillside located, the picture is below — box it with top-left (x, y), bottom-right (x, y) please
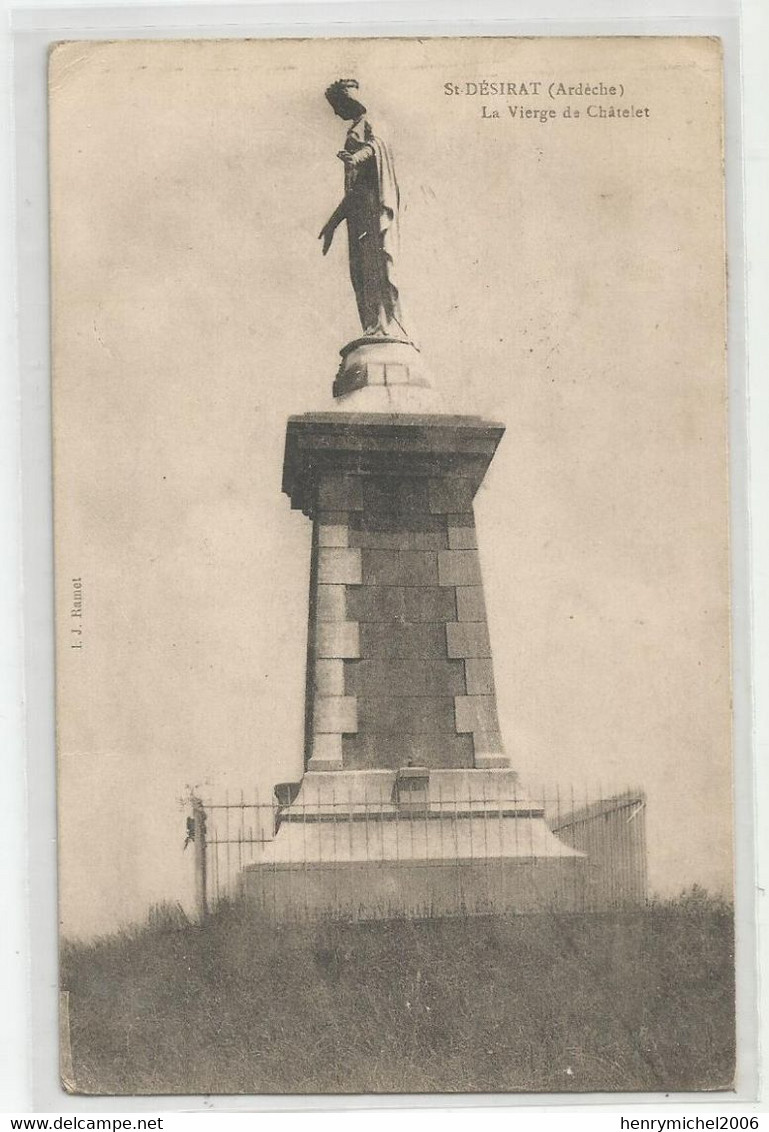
top-left (61, 890), bottom-right (735, 1096)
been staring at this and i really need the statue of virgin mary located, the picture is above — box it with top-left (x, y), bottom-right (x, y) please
top-left (319, 79), bottom-right (408, 341)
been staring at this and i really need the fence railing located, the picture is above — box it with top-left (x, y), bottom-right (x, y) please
top-left (551, 791), bottom-right (648, 910)
top-left (184, 783), bottom-right (647, 921)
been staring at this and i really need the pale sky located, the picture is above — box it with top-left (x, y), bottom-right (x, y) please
top-left (50, 37), bottom-right (730, 937)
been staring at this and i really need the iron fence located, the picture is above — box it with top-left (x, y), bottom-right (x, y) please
top-left (184, 780), bottom-right (647, 921)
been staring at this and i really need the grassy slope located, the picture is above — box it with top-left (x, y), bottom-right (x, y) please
top-left (61, 893), bottom-right (735, 1096)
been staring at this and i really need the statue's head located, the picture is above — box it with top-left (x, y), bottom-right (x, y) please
top-left (325, 78), bottom-right (367, 121)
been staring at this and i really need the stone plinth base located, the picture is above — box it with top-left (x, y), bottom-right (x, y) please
top-left (241, 769), bottom-right (586, 921)
top-left (243, 857), bottom-right (587, 922)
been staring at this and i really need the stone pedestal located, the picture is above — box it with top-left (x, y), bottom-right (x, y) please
top-left (240, 403), bottom-right (586, 920)
top-left (282, 412), bottom-right (509, 773)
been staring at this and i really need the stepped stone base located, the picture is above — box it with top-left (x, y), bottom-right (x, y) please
top-left (241, 769), bottom-right (586, 921)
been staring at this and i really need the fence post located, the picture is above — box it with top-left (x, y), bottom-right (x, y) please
top-left (191, 795), bottom-right (208, 921)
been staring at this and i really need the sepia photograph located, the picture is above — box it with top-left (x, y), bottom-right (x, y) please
top-left (49, 35), bottom-right (734, 1096)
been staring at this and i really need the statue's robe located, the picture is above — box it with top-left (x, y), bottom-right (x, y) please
top-left (343, 117), bottom-right (406, 339)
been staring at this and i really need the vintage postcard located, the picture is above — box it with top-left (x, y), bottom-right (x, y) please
top-left (50, 36), bottom-right (733, 1095)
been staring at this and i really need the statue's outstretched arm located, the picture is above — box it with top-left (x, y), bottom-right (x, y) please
top-left (318, 145), bottom-right (375, 253)
top-left (319, 198), bottom-right (348, 254)
top-left (323, 198), bottom-right (348, 231)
